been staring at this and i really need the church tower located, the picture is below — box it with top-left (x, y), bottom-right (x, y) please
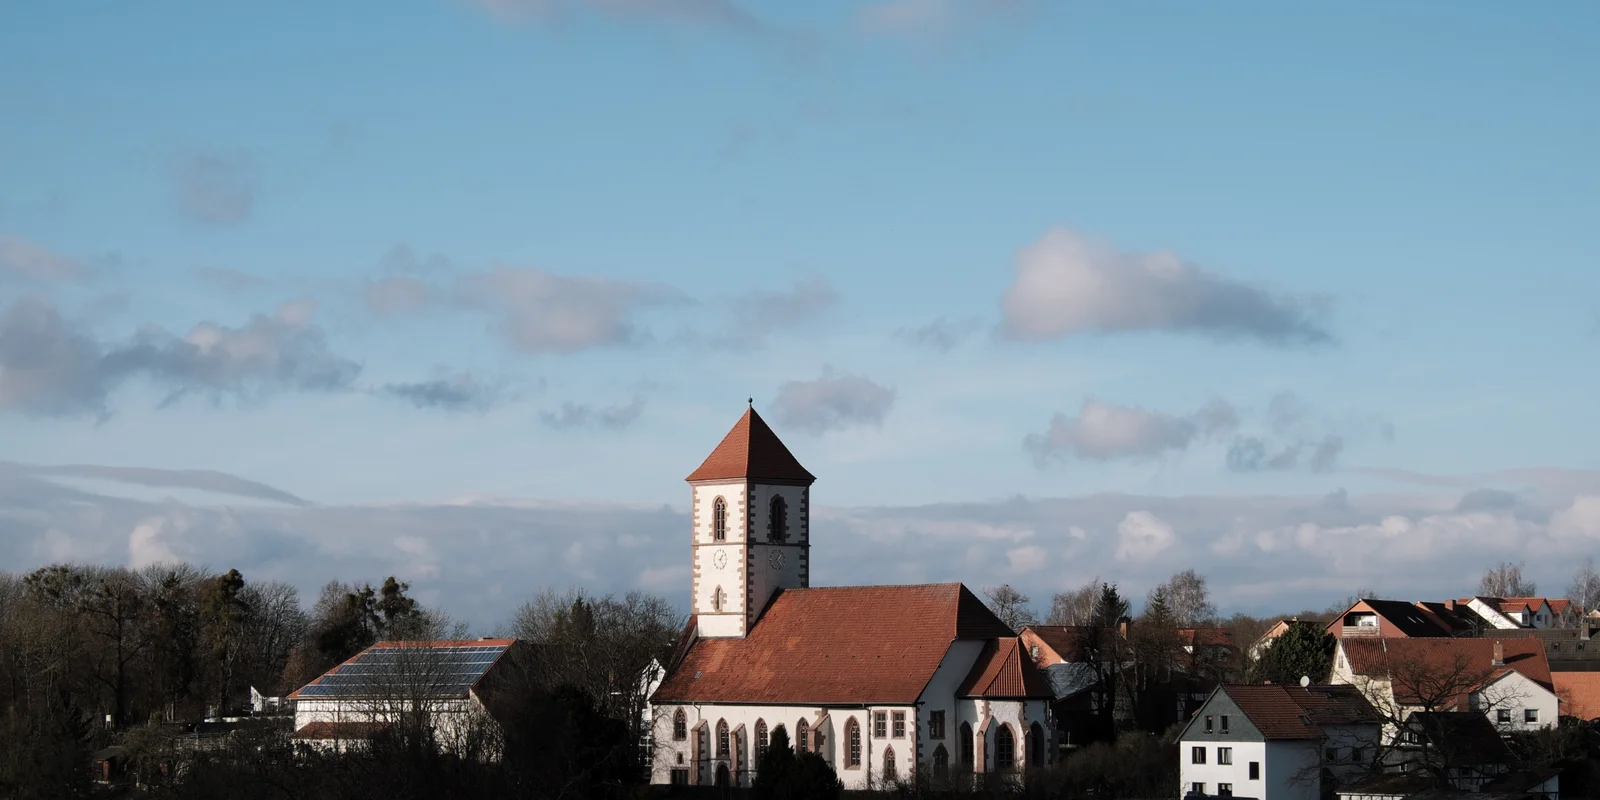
top-left (685, 405), bottom-right (815, 639)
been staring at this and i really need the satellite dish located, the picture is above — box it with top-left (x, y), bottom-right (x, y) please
top-left (1299, 675), bottom-right (1311, 687)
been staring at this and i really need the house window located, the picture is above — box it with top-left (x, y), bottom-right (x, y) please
top-left (1220, 715), bottom-right (1229, 733)
top-left (874, 711), bottom-right (887, 738)
top-left (1325, 747), bottom-right (1339, 762)
top-left (1205, 715), bottom-right (1214, 733)
top-left (673, 709), bottom-right (687, 741)
top-left (1029, 723), bottom-right (1045, 768)
top-left (1192, 783), bottom-right (1205, 796)
top-left (1192, 746), bottom-right (1206, 764)
top-left (797, 719), bottom-right (809, 754)
top-left (933, 744), bottom-right (949, 778)
top-left (846, 719), bottom-right (861, 768)
top-left (1498, 709), bottom-right (1512, 723)
top-left (929, 710), bottom-right (945, 739)
top-left (755, 719), bottom-right (768, 753)
top-left (960, 723), bottom-right (974, 769)
top-left (670, 769), bottom-right (689, 785)
top-left (1219, 783), bottom-right (1233, 797)
top-left (713, 497), bottom-right (727, 541)
top-left (1525, 709), bottom-right (1539, 724)
top-left (1249, 762), bottom-right (1260, 780)
top-left (717, 719), bottom-right (729, 757)
top-left (884, 747), bottom-right (897, 782)
top-left (995, 725), bottom-right (1015, 770)
top-left (1030, 645), bottom-right (1040, 658)
top-left (769, 495), bottom-right (787, 542)
top-left (892, 711), bottom-right (906, 738)
top-left (1351, 747), bottom-right (1364, 763)
top-left (1218, 747), bottom-right (1232, 765)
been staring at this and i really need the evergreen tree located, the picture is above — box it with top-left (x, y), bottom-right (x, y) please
top-left (1254, 622), bottom-right (1335, 685)
top-left (752, 725), bottom-right (842, 800)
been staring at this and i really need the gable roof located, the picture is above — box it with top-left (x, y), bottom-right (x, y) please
top-left (1554, 672), bottom-right (1600, 722)
top-left (1352, 599), bottom-right (1463, 637)
top-left (1339, 637), bottom-right (1552, 706)
top-left (1178, 628), bottom-right (1234, 649)
top-left (685, 407), bottom-right (815, 483)
top-left (288, 639), bottom-right (517, 700)
top-left (652, 583), bottom-right (1013, 705)
top-left (957, 638), bottom-right (1054, 699)
top-left (1022, 625), bottom-right (1093, 663)
top-left (1405, 711), bottom-right (1514, 763)
top-left (1210, 684), bottom-right (1379, 740)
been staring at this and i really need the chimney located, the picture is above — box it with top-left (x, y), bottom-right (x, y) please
top-left (1492, 641), bottom-right (1504, 666)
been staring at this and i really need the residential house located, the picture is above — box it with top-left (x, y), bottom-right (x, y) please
top-left (649, 408), bottom-right (1055, 790)
top-left (288, 638), bottom-right (532, 756)
top-left (1326, 600), bottom-right (1471, 640)
top-left (1336, 712), bottom-right (1559, 800)
top-left (1178, 684), bottom-right (1380, 800)
top-left (1330, 638), bottom-right (1557, 737)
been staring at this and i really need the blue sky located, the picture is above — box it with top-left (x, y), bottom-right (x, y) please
top-left (3, 1), bottom-right (1598, 627)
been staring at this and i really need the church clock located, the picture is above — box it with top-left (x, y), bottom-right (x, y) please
top-left (769, 550), bottom-right (786, 570)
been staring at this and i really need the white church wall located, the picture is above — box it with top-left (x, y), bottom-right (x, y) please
top-left (653, 702), bottom-right (926, 789)
top-left (692, 481), bottom-right (750, 638)
top-left (918, 640), bottom-right (986, 770)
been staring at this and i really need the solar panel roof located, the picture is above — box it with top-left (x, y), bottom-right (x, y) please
top-left (291, 641), bottom-right (513, 700)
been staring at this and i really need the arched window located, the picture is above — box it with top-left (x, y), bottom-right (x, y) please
top-left (846, 718), bottom-right (861, 767)
top-left (769, 495), bottom-right (787, 542)
top-left (1029, 723), bottom-right (1045, 768)
top-left (933, 744), bottom-right (949, 778)
top-left (717, 719), bottom-right (729, 758)
top-left (673, 709), bottom-right (687, 741)
top-left (796, 718), bottom-right (809, 754)
top-left (959, 722), bottom-right (974, 769)
top-left (713, 497), bottom-right (727, 541)
top-left (755, 719), bottom-right (768, 754)
top-left (996, 725), bottom-right (1016, 770)
top-left (884, 746), bottom-right (897, 782)
top-left (712, 586), bottom-right (724, 612)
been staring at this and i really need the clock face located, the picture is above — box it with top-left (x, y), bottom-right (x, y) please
top-left (769, 550), bottom-right (786, 570)
top-left (712, 550), bottom-right (728, 570)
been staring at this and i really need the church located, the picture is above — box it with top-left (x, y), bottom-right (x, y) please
top-left (649, 406), bottom-right (1055, 789)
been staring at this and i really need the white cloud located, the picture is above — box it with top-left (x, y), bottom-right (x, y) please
top-left (773, 371), bottom-right (896, 435)
top-left (1114, 510), bottom-right (1175, 561)
top-left (0, 235), bottom-right (88, 282)
top-left (1000, 227), bottom-right (1330, 345)
top-left (1551, 495), bottom-right (1600, 540)
top-left (129, 516), bottom-right (185, 568)
top-left (1026, 398), bottom-right (1237, 463)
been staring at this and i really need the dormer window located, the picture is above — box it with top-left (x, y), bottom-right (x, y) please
top-left (713, 497), bottom-right (728, 541)
top-left (769, 495), bottom-right (788, 542)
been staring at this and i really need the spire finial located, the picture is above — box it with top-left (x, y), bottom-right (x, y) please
top-left (747, 396), bottom-right (753, 408)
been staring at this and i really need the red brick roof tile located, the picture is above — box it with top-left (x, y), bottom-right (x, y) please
top-left (1340, 637), bottom-right (1552, 706)
top-left (957, 638), bottom-right (1054, 698)
top-left (1555, 672), bottom-right (1600, 722)
top-left (653, 583), bottom-right (1013, 705)
top-left (1218, 684), bottom-right (1379, 740)
top-left (1022, 626), bottom-right (1093, 663)
top-left (685, 407), bottom-right (815, 484)
top-left (292, 721), bottom-right (388, 740)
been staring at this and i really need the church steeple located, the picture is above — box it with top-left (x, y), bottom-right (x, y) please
top-left (686, 406), bottom-right (814, 639)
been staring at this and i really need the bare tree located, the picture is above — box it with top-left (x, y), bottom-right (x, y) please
top-left (982, 584), bottom-right (1038, 631)
top-left (1566, 558), bottom-right (1600, 622)
top-left (1155, 569), bottom-right (1216, 627)
top-left (1479, 561), bottom-right (1536, 597)
top-left (1047, 577), bottom-right (1100, 626)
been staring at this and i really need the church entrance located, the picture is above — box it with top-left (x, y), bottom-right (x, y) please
top-left (715, 763), bottom-right (730, 787)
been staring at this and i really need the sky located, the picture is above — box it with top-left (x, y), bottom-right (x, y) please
top-left (2, 1), bottom-right (1598, 629)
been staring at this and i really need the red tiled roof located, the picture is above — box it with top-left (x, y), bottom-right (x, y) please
top-left (1547, 599), bottom-right (1572, 615)
top-left (1554, 672), bottom-right (1600, 721)
top-left (652, 583), bottom-right (1014, 705)
top-left (1023, 626), bottom-right (1093, 663)
top-left (1178, 628), bottom-right (1234, 649)
top-left (685, 407), bottom-right (815, 483)
top-left (1217, 684), bottom-right (1378, 740)
top-left (957, 638), bottom-right (1054, 698)
top-left (292, 721), bottom-right (388, 740)
top-left (1339, 637), bottom-right (1552, 706)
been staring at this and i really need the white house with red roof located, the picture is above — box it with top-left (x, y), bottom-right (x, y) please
top-left (649, 407), bottom-right (1055, 789)
top-left (1329, 637), bottom-right (1558, 738)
